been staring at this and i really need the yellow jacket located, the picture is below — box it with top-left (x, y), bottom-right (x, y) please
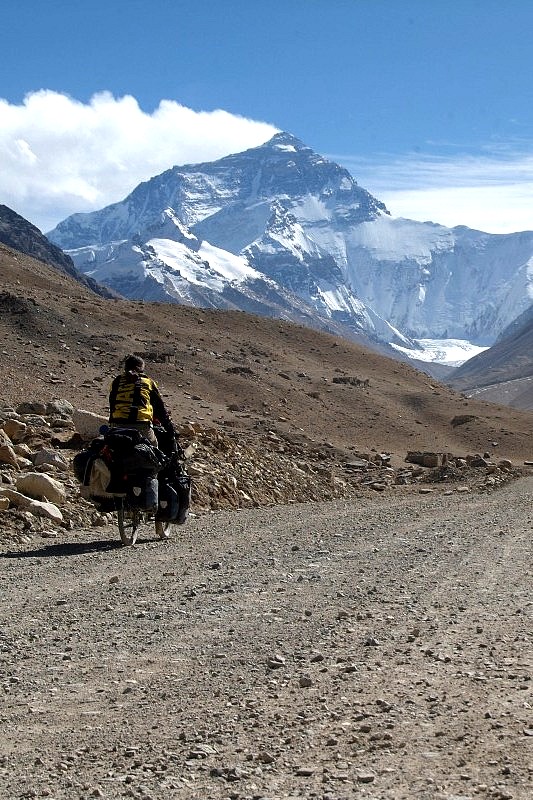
top-left (108, 373), bottom-right (166, 425)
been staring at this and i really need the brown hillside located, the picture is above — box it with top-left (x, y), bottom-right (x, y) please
top-left (2, 242), bottom-right (532, 466)
top-left (449, 312), bottom-right (533, 411)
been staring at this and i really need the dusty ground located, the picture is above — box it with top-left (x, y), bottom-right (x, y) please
top-left (1, 477), bottom-right (532, 800)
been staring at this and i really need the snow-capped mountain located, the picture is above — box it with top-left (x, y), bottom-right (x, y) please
top-left (47, 133), bottom-right (533, 358)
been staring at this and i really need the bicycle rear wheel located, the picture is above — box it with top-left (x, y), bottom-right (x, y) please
top-left (116, 499), bottom-right (142, 546)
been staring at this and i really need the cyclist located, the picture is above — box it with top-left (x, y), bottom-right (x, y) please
top-left (108, 354), bottom-right (175, 446)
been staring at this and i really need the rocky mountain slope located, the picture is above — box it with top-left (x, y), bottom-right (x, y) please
top-left (2, 238), bottom-right (533, 541)
top-left (0, 204), bottom-right (113, 298)
top-left (449, 304), bottom-right (533, 410)
top-left (2, 241), bottom-right (533, 467)
top-left (47, 133), bottom-right (533, 356)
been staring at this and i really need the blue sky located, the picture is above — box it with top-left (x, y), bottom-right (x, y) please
top-left (2, 0), bottom-right (533, 233)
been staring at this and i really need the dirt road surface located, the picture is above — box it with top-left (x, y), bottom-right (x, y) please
top-left (1, 479), bottom-right (532, 800)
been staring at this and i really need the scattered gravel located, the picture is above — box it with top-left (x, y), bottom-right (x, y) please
top-left (1, 477), bottom-right (532, 799)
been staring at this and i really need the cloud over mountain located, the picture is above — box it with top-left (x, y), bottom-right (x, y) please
top-left (340, 145), bottom-right (533, 234)
top-left (0, 90), bottom-right (278, 232)
top-left (3, 89), bottom-right (533, 236)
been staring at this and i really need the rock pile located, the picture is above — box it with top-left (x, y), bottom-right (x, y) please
top-left (184, 424), bottom-right (524, 509)
top-left (0, 401), bottom-right (99, 544)
top-left (0, 401), bottom-right (526, 545)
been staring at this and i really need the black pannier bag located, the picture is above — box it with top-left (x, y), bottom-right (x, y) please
top-left (156, 480), bottom-right (179, 521)
top-left (72, 448), bottom-right (91, 484)
top-left (73, 437), bottom-right (120, 511)
top-left (154, 425), bottom-right (191, 524)
top-left (72, 436), bottom-right (105, 484)
top-left (126, 470), bottom-right (159, 511)
top-left (156, 459), bottom-right (191, 523)
top-left (174, 471), bottom-right (191, 524)
top-left (120, 442), bottom-right (167, 473)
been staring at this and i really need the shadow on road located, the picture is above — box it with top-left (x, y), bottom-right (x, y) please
top-left (0, 538), bottom-right (124, 558)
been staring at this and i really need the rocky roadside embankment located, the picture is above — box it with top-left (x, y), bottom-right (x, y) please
top-left (0, 401), bottom-right (528, 546)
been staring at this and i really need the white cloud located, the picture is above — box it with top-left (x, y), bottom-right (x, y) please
top-left (0, 90), bottom-right (278, 232)
top-left (338, 147), bottom-right (533, 234)
top-left (379, 184), bottom-right (533, 234)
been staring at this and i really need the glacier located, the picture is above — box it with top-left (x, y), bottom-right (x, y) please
top-left (391, 338), bottom-right (489, 368)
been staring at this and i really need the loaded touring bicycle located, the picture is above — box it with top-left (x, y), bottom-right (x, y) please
top-left (74, 425), bottom-right (191, 546)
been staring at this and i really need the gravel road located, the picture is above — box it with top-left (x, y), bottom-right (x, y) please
top-left (1, 479), bottom-right (532, 800)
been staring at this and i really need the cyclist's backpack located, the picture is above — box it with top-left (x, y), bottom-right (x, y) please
top-left (102, 428), bottom-right (167, 473)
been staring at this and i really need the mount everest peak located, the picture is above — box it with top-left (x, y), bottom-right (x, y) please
top-left (50, 132), bottom-right (388, 247)
top-left (47, 133), bottom-right (533, 364)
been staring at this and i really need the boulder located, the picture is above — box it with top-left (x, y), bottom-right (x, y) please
top-left (17, 414), bottom-right (49, 427)
top-left (344, 458), bottom-right (371, 470)
top-left (48, 417), bottom-right (74, 429)
top-left (0, 429), bottom-right (12, 445)
top-left (0, 431), bottom-right (18, 467)
top-left (46, 399), bottom-right (74, 418)
top-left (405, 451), bottom-right (447, 468)
top-left (33, 448), bottom-right (69, 471)
top-left (467, 455), bottom-right (489, 468)
top-left (2, 419), bottom-right (27, 443)
top-left (16, 401), bottom-right (47, 416)
top-left (72, 408), bottom-right (108, 440)
top-left (13, 443), bottom-right (33, 458)
top-left (0, 487), bottom-right (63, 522)
top-left (29, 499), bottom-right (63, 522)
top-left (16, 472), bottom-right (67, 505)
